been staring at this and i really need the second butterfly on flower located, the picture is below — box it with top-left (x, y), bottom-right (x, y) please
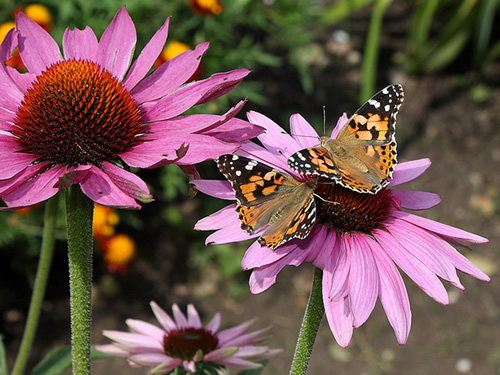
top-left (193, 87), bottom-right (489, 347)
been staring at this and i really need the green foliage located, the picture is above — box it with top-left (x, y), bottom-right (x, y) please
top-left (31, 346), bottom-right (109, 375)
top-left (404, 0), bottom-right (500, 74)
top-left (0, 336), bottom-right (7, 375)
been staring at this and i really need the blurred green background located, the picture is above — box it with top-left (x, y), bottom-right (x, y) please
top-left (0, 0), bottom-right (499, 374)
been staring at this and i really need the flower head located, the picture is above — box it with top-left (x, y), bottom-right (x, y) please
top-left (0, 8), bottom-right (260, 209)
top-left (98, 233), bottom-right (137, 274)
top-left (97, 301), bottom-right (280, 374)
top-left (193, 111), bottom-right (490, 347)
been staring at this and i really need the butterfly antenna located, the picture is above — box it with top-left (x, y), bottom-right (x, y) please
top-left (313, 192), bottom-right (339, 205)
top-left (322, 105), bottom-right (326, 137)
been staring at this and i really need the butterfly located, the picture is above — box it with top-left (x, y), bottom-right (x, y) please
top-left (287, 84), bottom-right (404, 194)
top-left (217, 154), bottom-right (317, 249)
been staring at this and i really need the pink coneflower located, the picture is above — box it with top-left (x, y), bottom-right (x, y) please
top-left (97, 301), bottom-right (280, 374)
top-left (0, 8), bottom-right (260, 209)
top-left (193, 111), bottom-right (490, 347)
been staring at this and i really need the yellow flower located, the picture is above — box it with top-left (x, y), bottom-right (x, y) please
top-left (0, 22), bottom-right (15, 42)
top-left (160, 40), bottom-right (190, 61)
top-left (24, 4), bottom-right (52, 31)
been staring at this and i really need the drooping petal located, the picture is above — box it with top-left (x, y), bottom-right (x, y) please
top-left (128, 353), bottom-right (176, 367)
top-left (374, 228), bottom-right (449, 305)
top-left (15, 12), bottom-right (61, 76)
top-left (96, 7), bottom-right (136, 81)
top-left (205, 219), bottom-right (258, 245)
top-left (241, 240), bottom-right (299, 270)
top-left (101, 162), bottom-right (153, 203)
top-left (323, 289), bottom-right (353, 348)
top-left (62, 26), bottom-right (99, 61)
top-left (348, 234), bottom-right (379, 328)
top-left (371, 241), bottom-right (412, 344)
top-left (393, 210), bottom-right (488, 243)
top-left (1, 164), bottom-right (66, 208)
top-left (79, 165), bottom-right (141, 209)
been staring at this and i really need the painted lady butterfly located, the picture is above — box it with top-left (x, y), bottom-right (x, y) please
top-left (288, 84), bottom-right (404, 194)
top-left (217, 155), bottom-right (317, 249)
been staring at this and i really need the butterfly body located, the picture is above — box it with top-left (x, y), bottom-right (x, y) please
top-left (288, 84), bottom-right (404, 194)
top-left (218, 154), bottom-right (317, 249)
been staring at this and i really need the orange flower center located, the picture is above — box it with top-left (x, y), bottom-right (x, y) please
top-left (315, 178), bottom-right (394, 233)
top-left (163, 327), bottom-right (219, 360)
top-left (13, 60), bottom-right (144, 166)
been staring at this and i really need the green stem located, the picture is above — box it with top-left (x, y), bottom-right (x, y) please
top-left (66, 187), bottom-right (94, 375)
top-left (11, 195), bottom-right (60, 375)
top-left (289, 267), bottom-right (324, 375)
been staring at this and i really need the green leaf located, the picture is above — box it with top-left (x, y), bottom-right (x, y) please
top-left (321, 0), bottom-right (374, 24)
top-left (31, 346), bottom-right (110, 375)
top-left (236, 360), bottom-right (269, 375)
top-left (0, 335), bottom-right (8, 375)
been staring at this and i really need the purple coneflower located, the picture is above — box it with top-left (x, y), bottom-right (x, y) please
top-left (0, 8), bottom-right (260, 209)
top-left (193, 111), bottom-right (490, 347)
top-left (97, 301), bottom-right (280, 374)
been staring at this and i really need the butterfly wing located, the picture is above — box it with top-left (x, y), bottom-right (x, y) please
top-left (327, 84), bottom-right (404, 193)
top-left (218, 154), bottom-right (316, 249)
top-left (287, 146), bottom-right (342, 180)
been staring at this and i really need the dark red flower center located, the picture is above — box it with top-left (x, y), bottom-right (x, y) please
top-left (163, 327), bottom-right (219, 360)
top-left (12, 59), bottom-right (144, 166)
top-left (314, 178), bottom-right (394, 233)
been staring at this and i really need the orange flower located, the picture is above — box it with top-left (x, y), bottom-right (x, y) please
top-left (93, 204), bottom-right (119, 240)
top-left (99, 234), bottom-right (137, 274)
top-left (190, 0), bottom-right (223, 15)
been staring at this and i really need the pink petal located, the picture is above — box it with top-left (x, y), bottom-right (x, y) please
top-left (194, 204), bottom-right (238, 231)
top-left (330, 113), bottom-right (349, 139)
top-left (215, 357), bottom-right (262, 369)
top-left (248, 254), bottom-right (294, 294)
top-left (0, 29), bottom-right (25, 108)
top-left (371, 241), bottom-right (412, 345)
top-left (391, 189), bottom-right (441, 210)
top-left (1, 165), bottom-right (66, 208)
top-left (150, 301), bottom-right (176, 331)
top-left (289, 113), bottom-right (319, 148)
top-left (143, 69), bottom-right (250, 122)
top-left (129, 353), bottom-right (176, 367)
top-left (393, 210), bottom-right (488, 243)
top-left (190, 179), bottom-right (234, 200)
top-left (238, 141), bottom-right (290, 173)
top-left (148, 99), bottom-right (245, 135)
top-left (203, 347), bottom-right (239, 362)
top-left (96, 8), bottom-right (136, 81)
top-left (101, 162), bottom-right (153, 203)
top-left (322, 291), bottom-right (353, 348)
top-left (327, 236), bottom-right (350, 301)
top-left (149, 358), bottom-right (182, 373)
top-left (186, 304), bottom-right (202, 328)
top-left (0, 140), bottom-right (38, 179)
top-left (126, 319), bottom-right (165, 341)
top-left (15, 12), bottom-right (61, 76)
top-left (172, 134), bottom-right (239, 165)
top-left (205, 312), bottom-right (221, 333)
top-left (387, 218), bottom-right (464, 289)
top-left (348, 234), bottom-right (379, 328)
top-left (390, 158), bottom-right (431, 186)
top-left (101, 330), bottom-right (162, 352)
top-left (247, 111), bottom-right (301, 159)
top-left (0, 162), bottom-right (50, 196)
top-left (309, 227), bottom-right (334, 268)
top-left (95, 344), bottom-right (129, 356)
top-left (205, 221), bottom-right (258, 245)
top-left (374, 228), bottom-right (449, 305)
top-left (62, 26), bottom-right (98, 60)
top-left (242, 240), bottom-right (299, 270)
top-left (171, 304), bottom-right (188, 328)
top-left (217, 320), bottom-right (254, 345)
top-left (78, 165), bottom-right (141, 208)
top-left (132, 42), bottom-right (209, 104)
top-left (123, 18), bottom-right (170, 91)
